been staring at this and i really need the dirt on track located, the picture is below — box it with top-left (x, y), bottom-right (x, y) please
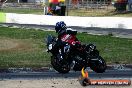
top-left (0, 78), bottom-right (131, 88)
top-left (0, 38), bottom-right (32, 52)
top-left (0, 39), bottom-right (18, 50)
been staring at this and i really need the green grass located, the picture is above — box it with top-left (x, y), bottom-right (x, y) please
top-left (0, 26), bottom-right (132, 68)
top-left (1, 8), bottom-right (44, 14)
top-left (0, 26), bottom-right (56, 68)
top-left (77, 33), bottom-right (132, 64)
top-left (68, 8), bottom-right (132, 17)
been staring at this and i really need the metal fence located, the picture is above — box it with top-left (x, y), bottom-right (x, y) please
top-left (67, 0), bottom-right (112, 9)
top-left (65, 0), bottom-right (115, 16)
top-left (0, 0), bottom-right (116, 16)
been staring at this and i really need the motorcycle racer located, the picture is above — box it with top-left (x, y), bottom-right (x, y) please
top-left (54, 21), bottom-right (81, 60)
top-left (55, 21), bottom-right (81, 47)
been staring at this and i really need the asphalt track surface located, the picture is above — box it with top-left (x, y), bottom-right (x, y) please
top-left (0, 23), bottom-right (132, 38)
top-left (0, 69), bottom-right (132, 79)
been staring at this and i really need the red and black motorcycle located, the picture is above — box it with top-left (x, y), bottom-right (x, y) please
top-left (46, 33), bottom-right (106, 74)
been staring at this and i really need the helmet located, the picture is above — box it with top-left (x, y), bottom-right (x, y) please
top-left (55, 21), bottom-right (67, 33)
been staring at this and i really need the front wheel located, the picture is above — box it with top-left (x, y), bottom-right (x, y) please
top-left (51, 56), bottom-right (70, 74)
top-left (89, 56), bottom-right (106, 73)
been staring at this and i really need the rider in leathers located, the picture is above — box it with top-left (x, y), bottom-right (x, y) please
top-left (54, 21), bottom-right (81, 61)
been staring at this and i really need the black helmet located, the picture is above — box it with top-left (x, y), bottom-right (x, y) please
top-left (55, 21), bottom-right (67, 33)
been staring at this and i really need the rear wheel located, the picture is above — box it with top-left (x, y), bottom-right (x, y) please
top-left (51, 56), bottom-right (70, 74)
top-left (89, 56), bottom-right (106, 73)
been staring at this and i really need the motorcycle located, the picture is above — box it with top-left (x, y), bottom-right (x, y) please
top-left (46, 35), bottom-right (106, 74)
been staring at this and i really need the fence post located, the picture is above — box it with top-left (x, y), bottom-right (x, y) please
top-left (66, 0), bottom-right (69, 16)
top-left (44, 6), bottom-right (48, 15)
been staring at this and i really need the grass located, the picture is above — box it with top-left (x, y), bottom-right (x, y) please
top-left (0, 26), bottom-right (56, 68)
top-left (68, 9), bottom-right (132, 17)
top-left (1, 6), bottom-right (132, 16)
top-left (0, 26), bottom-right (132, 68)
top-left (1, 8), bottom-right (44, 14)
top-left (78, 33), bottom-right (132, 64)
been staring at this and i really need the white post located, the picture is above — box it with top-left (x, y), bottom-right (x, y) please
top-left (44, 6), bottom-right (48, 15)
top-left (43, 0), bottom-right (48, 15)
top-left (43, 0), bottom-right (44, 14)
top-left (18, 0), bottom-right (20, 3)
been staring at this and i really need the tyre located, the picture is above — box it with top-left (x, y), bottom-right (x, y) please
top-left (90, 56), bottom-right (106, 73)
top-left (51, 56), bottom-right (70, 74)
top-left (80, 78), bottom-right (89, 86)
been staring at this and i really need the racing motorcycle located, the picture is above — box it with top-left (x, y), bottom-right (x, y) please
top-left (46, 35), bottom-right (106, 74)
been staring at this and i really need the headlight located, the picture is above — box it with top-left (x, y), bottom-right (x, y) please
top-left (48, 44), bottom-right (52, 50)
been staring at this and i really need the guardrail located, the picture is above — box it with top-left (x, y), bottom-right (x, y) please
top-left (4, 13), bottom-right (132, 29)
